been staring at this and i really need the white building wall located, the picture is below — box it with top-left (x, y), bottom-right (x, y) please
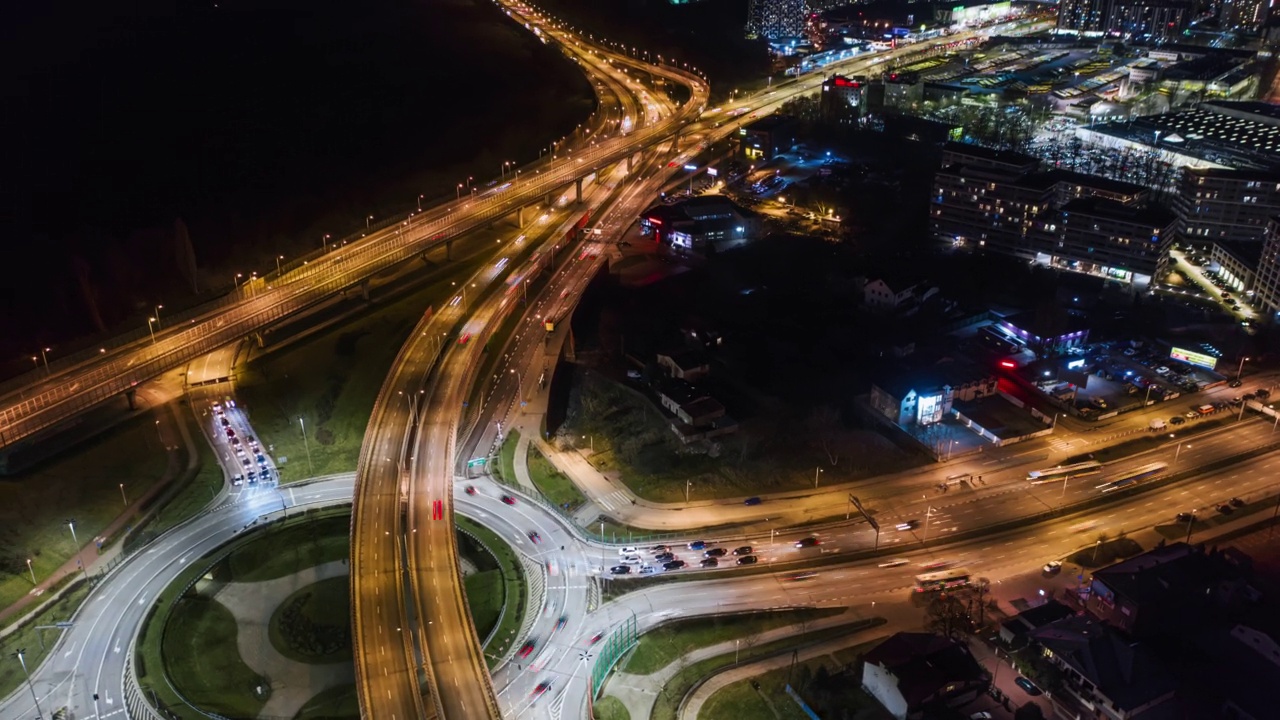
top-left (861, 662), bottom-right (909, 720)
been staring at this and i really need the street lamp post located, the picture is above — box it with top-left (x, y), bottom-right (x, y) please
top-left (299, 416), bottom-right (314, 477)
top-left (154, 304), bottom-right (164, 330)
top-left (234, 272), bottom-right (243, 289)
top-left (418, 194), bottom-right (424, 212)
top-left (322, 234), bottom-right (331, 252)
top-left (40, 347), bottom-right (51, 375)
top-left (923, 506), bottom-right (936, 544)
top-left (457, 183), bottom-right (463, 200)
top-left (814, 466), bottom-right (823, 489)
top-left (685, 479), bottom-right (691, 503)
top-left (1236, 356), bottom-right (1250, 382)
top-left (26, 558), bottom-right (35, 585)
top-left (119, 483), bottom-right (127, 506)
top-left (14, 649), bottom-right (43, 719)
top-left (276, 255), bottom-right (284, 275)
top-left (1174, 439), bottom-right (1190, 464)
top-left (147, 317), bottom-right (157, 344)
top-left (66, 519), bottom-right (87, 582)
top-left (1184, 511), bottom-right (1197, 544)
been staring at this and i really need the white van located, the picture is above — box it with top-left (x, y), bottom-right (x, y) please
top-left (617, 546), bottom-right (638, 556)
top-left (1149, 418), bottom-right (1167, 431)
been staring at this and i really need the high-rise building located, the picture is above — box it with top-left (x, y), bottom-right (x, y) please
top-left (1174, 168), bottom-right (1280, 245)
top-left (746, 0), bottom-right (809, 40)
top-left (1057, 0), bottom-right (1110, 32)
top-left (1219, 0), bottom-right (1268, 31)
top-left (1253, 217), bottom-right (1280, 315)
top-left (1105, 0), bottom-right (1191, 42)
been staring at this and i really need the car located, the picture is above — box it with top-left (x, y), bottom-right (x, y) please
top-left (794, 537), bottom-right (819, 548)
top-left (1231, 497), bottom-right (1245, 507)
top-left (650, 545), bottom-right (670, 554)
top-left (704, 548), bottom-right (727, 557)
top-left (1175, 512), bottom-right (1195, 523)
top-left (970, 712), bottom-right (994, 720)
top-left (219, 417), bottom-right (230, 427)
top-left (457, 333), bottom-right (471, 345)
top-left (1258, 389), bottom-right (1272, 400)
top-left (743, 496), bottom-right (762, 506)
top-left (225, 427), bottom-right (235, 438)
top-left (532, 680), bottom-right (553, 698)
top-left (256, 453), bottom-right (267, 465)
top-left (732, 546), bottom-right (753, 556)
top-left (1217, 504), bottom-right (1234, 514)
top-left (231, 474), bottom-right (244, 486)
top-left (687, 540), bottom-right (707, 550)
top-left (896, 521), bottom-right (917, 531)
top-left (212, 403), bottom-right (223, 414)
top-left (1014, 677), bottom-right (1042, 695)
top-left (501, 495), bottom-right (516, 505)
top-left (736, 555), bottom-right (759, 566)
top-left (878, 559), bottom-right (909, 568)
top-left (618, 546), bottom-right (639, 556)
top-left (555, 615), bottom-right (568, 631)
top-left (260, 468), bottom-right (272, 480)
top-left (1231, 397), bottom-right (1243, 405)
top-left (790, 571), bottom-right (818, 581)
top-left (464, 485), bottom-right (477, 495)
top-left (518, 640), bottom-right (537, 659)
top-left (700, 558), bottom-right (719, 568)
top-left (663, 560), bottom-right (686, 570)
top-left (1043, 561), bottom-right (1062, 575)
top-left (529, 531), bottom-right (542, 544)
top-left (655, 552), bottom-right (675, 562)
top-left (610, 565), bottom-right (632, 575)
top-left (1185, 411), bottom-right (1199, 419)
top-left (1155, 366), bottom-right (1170, 375)
top-left (1170, 416), bottom-right (1186, 425)
top-left (230, 436), bottom-right (241, 446)
top-left (589, 633), bottom-right (604, 645)
top-left (241, 457), bottom-right (251, 467)
top-left (639, 565), bottom-right (659, 574)
top-left (621, 555), bottom-right (643, 565)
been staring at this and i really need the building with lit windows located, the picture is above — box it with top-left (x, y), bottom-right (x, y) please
top-left (639, 196), bottom-right (761, 252)
top-left (1253, 217), bottom-right (1280, 316)
top-left (746, 0), bottom-right (809, 40)
top-left (1219, 0), bottom-right (1268, 31)
top-left (1173, 167), bottom-right (1280, 245)
top-left (869, 358), bottom-right (998, 429)
top-left (820, 74), bottom-right (866, 125)
top-left (1029, 198), bottom-right (1177, 287)
top-left (1105, 0), bottom-right (1191, 42)
top-left (739, 114), bottom-right (798, 160)
top-left (1057, 0), bottom-right (1110, 32)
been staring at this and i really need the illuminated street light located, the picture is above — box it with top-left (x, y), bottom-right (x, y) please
top-left (13, 649), bottom-right (43, 719)
top-left (276, 255), bottom-right (284, 275)
top-left (366, 214), bottom-right (374, 230)
top-left (154, 304), bottom-right (164, 329)
top-left (147, 317), bottom-right (157, 344)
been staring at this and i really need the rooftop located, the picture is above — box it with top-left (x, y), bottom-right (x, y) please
top-left (941, 141), bottom-right (1040, 170)
top-left (1030, 615), bottom-right (1176, 712)
top-left (1093, 542), bottom-right (1252, 609)
top-left (863, 632), bottom-right (985, 708)
top-left (1091, 103), bottom-right (1280, 171)
top-left (952, 394), bottom-right (1048, 440)
top-left (1047, 169), bottom-right (1149, 198)
top-left (1059, 197), bottom-right (1177, 229)
top-left (872, 355), bottom-right (992, 400)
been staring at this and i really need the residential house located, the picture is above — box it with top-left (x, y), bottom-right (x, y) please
top-left (1029, 615), bottom-right (1176, 720)
top-left (998, 599), bottom-right (1076, 647)
top-left (863, 276), bottom-right (939, 313)
top-left (656, 350), bottom-right (711, 381)
top-left (654, 378), bottom-right (737, 444)
top-left (868, 358), bottom-right (998, 429)
top-left (861, 632), bottom-right (988, 720)
top-left (1086, 542), bottom-right (1256, 639)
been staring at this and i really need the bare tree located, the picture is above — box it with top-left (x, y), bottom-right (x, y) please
top-left (806, 405), bottom-right (843, 466)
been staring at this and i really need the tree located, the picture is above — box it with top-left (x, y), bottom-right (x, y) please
top-left (806, 404), bottom-right (843, 466)
top-left (925, 593), bottom-right (970, 639)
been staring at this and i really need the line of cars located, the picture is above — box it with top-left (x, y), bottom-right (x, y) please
top-left (609, 540), bottom-right (760, 574)
top-left (213, 401), bottom-right (272, 487)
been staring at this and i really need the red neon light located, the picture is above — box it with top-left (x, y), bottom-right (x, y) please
top-left (833, 77), bottom-right (861, 88)
top-left (999, 360), bottom-right (1016, 368)
top-left (648, 217), bottom-right (662, 225)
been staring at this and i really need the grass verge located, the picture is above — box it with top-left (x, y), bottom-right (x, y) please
top-left (0, 411), bottom-right (169, 616)
top-left (268, 575), bottom-right (352, 664)
top-left (164, 596), bottom-right (266, 718)
top-left (648, 619), bottom-right (885, 720)
top-left (236, 250), bottom-right (492, 483)
top-left (458, 517), bottom-right (526, 664)
top-left (528, 444), bottom-right (587, 512)
top-left (592, 695), bottom-right (630, 720)
top-left (623, 608), bottom-right (846, 675)
top-left (464, 569), bottom-right (504, 641)
top-left (496, 429), bottom-right (520, 486)
top-left (0, 580), bottom-right (92, 703)
top-left (295, 683), bottom-right (359, 719)
top-left (226, 512), bottom-right (351, 582)
top-left (126, 414), bottom-right (226, 552)
top-left (699, 639), bottom-right (889, 720)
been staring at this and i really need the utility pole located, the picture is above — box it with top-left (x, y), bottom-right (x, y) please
top-left (299, 416), bottom-right (314, 477)
top-left (14, 649), bottom-right (43, 719)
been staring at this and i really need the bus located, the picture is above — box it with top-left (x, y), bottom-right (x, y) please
top-left (1095, 462), bottom-right (1168, 494)
top-left (914, 568), bottom-right (972, 593)
top-left (1027, 461), bottom-right (1104, 484)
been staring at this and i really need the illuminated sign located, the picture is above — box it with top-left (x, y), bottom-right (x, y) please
top-left (1170, 347), bottom-right (1217, 370)
top-left (707, 168), bottom-right (718, 177)
top-left (1067, 359), bottom-right (1085, 370)
top-left (683, 164), bottom-right (698, 171)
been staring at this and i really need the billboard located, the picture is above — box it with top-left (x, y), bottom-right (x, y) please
top-left (1170, 347), bottom-right (1217, 370)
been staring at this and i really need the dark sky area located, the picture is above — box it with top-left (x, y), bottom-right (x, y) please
top-left (0, 0), bottom-right (593, 372)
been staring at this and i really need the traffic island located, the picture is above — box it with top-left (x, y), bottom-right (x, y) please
top-left (267, 575), bottom-right (353, 664)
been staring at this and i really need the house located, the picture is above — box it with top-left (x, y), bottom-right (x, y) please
top-left (861, 632), bottom-right (988, 720)
top-left (998, 599), bottom-right (1076, 647)
top-left (1086, 542), bottom-right (1256, 638)
top-left (1028, 615), bottom-right (1176, 720)
top-left (868, 358), bottom-right (998, 429)
top-left (1195, 625), bottom-right (1280, 720)
top-left (653, 378), bottom-right (737, 443)
top-left (656, 350), bottom-right (711, 381)
top-left (862, 276), bottom-right (939, 313)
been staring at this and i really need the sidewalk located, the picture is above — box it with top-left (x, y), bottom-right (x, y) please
top-left (0, 396), bottom-right (197, 632)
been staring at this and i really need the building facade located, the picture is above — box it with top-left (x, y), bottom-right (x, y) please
top-left (1251, 217), bottom-right (1280, 316)
top-left (1030, 198), bottom-right (1177, 287)
top-left (746, 0), bottom-right (809, 40)
top-left (1174, 167), bottom-right (1280, 245)
top-left (820, 74), bottom-right (866, 125)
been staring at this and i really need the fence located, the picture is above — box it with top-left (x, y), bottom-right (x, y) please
top-left (589, 613), bottom-right (638, 699)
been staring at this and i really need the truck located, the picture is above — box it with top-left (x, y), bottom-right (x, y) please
top-left (1149, 418), bottom-right (1167, 431)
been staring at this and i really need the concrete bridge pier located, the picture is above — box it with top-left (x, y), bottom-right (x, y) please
top-left (517, 205), bottom-right (526, 229)
top-left (575, 178), bottom-right (583, 204)
top-left (626, 154), bottom-right (634, 173)
top-left (124, 388), bottom-right (136, 410)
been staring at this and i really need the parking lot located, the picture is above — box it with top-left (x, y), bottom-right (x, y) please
top-left (1166, 247), bottom-right (1261, 324)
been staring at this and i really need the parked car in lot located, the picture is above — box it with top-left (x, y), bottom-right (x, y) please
top-left (1170, 416), bottom-right (1186, 425)
top-left (1043, 561), bottom-right (1062, 575)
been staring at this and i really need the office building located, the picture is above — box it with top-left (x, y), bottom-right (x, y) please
top-left (1220, 0), bottom-right (1268, 31)
top-left (1030, 197), bottom-right (1177, 287)
top-left (1253, 217), bottom-right (1280, 316)
top-left (820, 74), bottom-right (866, 125)
top-left (1106, 0), bottom-right (1192, 42)
top-left (746, 0), bottom-right (809, 40)
top-left (1174, 168), bottom-right (1280, 244)
top-left (1057, 0), bottom-right (1110, 32)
